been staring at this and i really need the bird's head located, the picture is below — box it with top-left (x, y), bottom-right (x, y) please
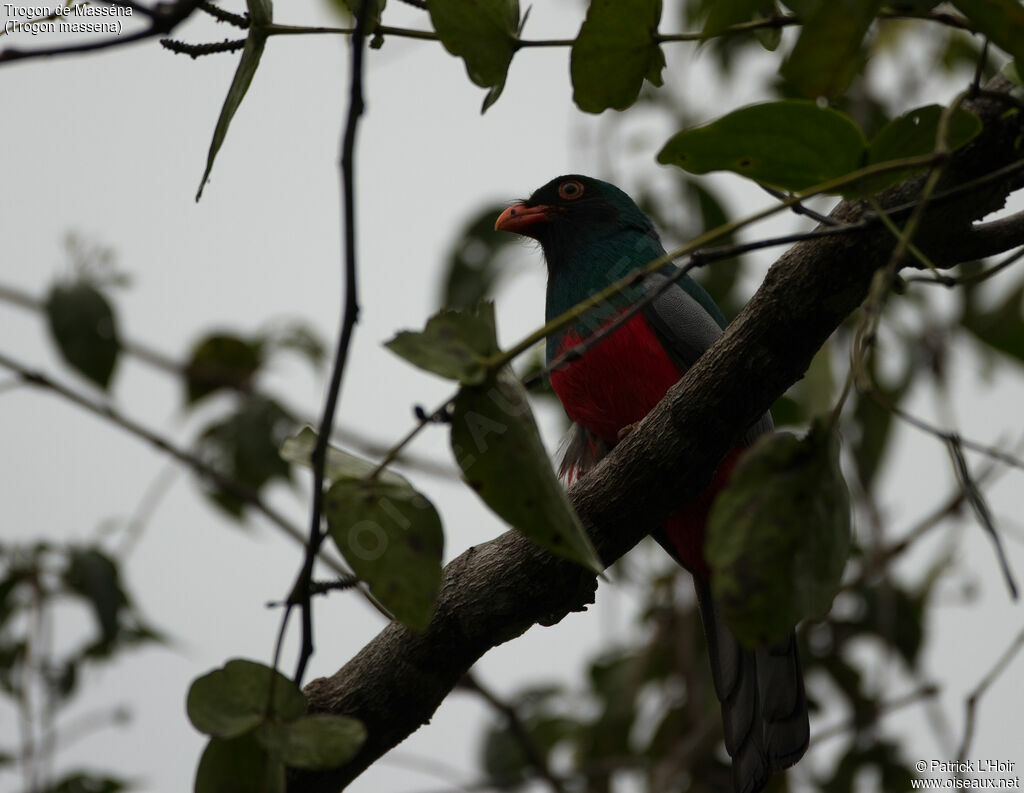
top-left (494, 175), bottom-right (659, 271)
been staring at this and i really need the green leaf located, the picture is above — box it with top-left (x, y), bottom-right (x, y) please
top-left (1003, 60), bottom-right (1024, 88)
top-left (61, 548), bottom-right (127, 646)
top-left (195, 396), bottom-right (295, 517)
top-left (333, 0), bottom-right (386, 29)
top-left (325, 479), bottom-right (443, 631)
top-left (440, 205), bottom-right (519, 309)
top-left (450, 369), bottom-right (603, 573)
top-left (184, 333), bottom-right (263, 405)
top-left (952, 0), bottom-right (1024, 67)
top-left (187, 659), bottom-right (307, 739)
top-left (701, 0), bottom-right (773, 36)
top-left (854, 104), bottom-right (982, 195)
top-left (261, 321), bottom-right (326, 370)
top-left (706, 419), bottom-right (851, 646)
top-left (658, 101), bottom-right (867, 192)
top-left (196, 0), bottom-right (272, 201)
top-left (868, 105), bottom-right (982, 163)
top-left (195, 733), bottom-right (285, 793)
top-left (45, 281), bottom-right (120, 390)
top-left (256, 714), bottom-right (366, 769)
top-left (428, 0), bottom-right (519, 110)
top-left (961, 275), bottom-right (1024, 365)
top-left (44, 772), bottom-right (129, 793)
top-left (385, 302), bottom-right (499, 385)
top-left (781, 0), bottom-right (882, 99)
top-left (571, 0), bottom-right (665, 113)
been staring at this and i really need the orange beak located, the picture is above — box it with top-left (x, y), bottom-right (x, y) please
top-left (494, 203), bottom-right (554, 237)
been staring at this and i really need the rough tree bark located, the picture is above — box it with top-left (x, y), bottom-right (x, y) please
top-left (288, 77), bottom-right (1024, 792)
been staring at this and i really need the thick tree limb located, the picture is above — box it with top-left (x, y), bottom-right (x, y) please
top-left (288, 78), bottom-right (1024, 792)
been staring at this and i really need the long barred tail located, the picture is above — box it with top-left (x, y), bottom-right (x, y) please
top-left (693, 577), bottom-right (809, 793)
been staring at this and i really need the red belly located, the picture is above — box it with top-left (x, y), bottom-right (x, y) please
top-left (549, 311), bottom-right (732, 579)
top-left (550, 313), bottom-right (683, 445)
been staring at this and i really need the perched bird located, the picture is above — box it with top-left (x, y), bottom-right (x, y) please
top-left (495, 175), bottom-right (809, 793)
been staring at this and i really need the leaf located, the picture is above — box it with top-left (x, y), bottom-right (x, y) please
top-left (440, 205), bottom-right (519, 309)
top-left (261, 321), bottom-right (326, 370)
top-left (385, 302), bottom-right (499, 385)
top-left (450, 369), bottom-right (603, 573)
top-left (45, 281), bottom-right (120, 390)
top-left (325, 478), bottom-right (443, 631)
top-left (781, 0), bottom-right (882, 99)
top-left (1003, 60), bottom-right (1024, 88)
top-left (184, 333), bottom-right (263, 405)
top-left (961, 276), bottom-right (1024, 365)
top-left (195, 733), bottom-right (285, 793)
top-left (701, 0), bottom-right (773, 36)
top-left (332, 0), bottom-right (386, 29)
top-left (61, 548), bottom-right (127, 646)
top-left (196, 0), bottom-right (272, 201)
top-left (280, 426), bottom-right (408, 487)
top-left (187, 659), bottom-right (307, 739)
top-left (706, 419), bottom-right (851, 646)
top-left (658, 101), bottom-right (867, 192)
top-left (952, 0), bottom-right (1024, 67)
top-left (428, 0), bottom-right (519, 110)
top-left (854, 104), bottom-right (982, 195)
top-left (256, 714), bottom-right (366, 769)
top-left (43, 772), bottom-right (129, 793)
top-left (571, 0), bottom-right (665, 113)
top-left (195, 396), bottom-right (295, 517)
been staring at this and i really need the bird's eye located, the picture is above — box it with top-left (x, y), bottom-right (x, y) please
top-left (558, 180), bottom-right (584, 201)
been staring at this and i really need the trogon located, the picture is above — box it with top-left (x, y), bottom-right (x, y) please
top-left (495, 175), bottom-right (809, 793)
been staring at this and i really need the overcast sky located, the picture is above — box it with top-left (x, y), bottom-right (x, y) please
top-left (2, 1), bottom-right (1023, 791)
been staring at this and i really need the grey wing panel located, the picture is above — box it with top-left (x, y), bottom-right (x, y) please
top-left (642, 272), bottom-right (725, 371)
top-left (643, 272), bottom-right (774, 444)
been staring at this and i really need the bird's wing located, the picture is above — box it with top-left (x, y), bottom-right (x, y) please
top-left (642, 271), bottom-right (774, 443)
top-left (642, 270), bottom-right (725, 367)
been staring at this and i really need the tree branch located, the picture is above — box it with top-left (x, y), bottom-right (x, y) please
top-left (286, 77), bottom-right (1024, 792)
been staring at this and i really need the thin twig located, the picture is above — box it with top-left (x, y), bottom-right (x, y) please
top-left (956, 628), bottom-right (1024, 761)
top-left (160, 37), bottom-right (247, 57)
top-left (905, 245), bottom-right (1024, 287)
top-left (458, 672), bottom-right (567, 793)
top-left (197, 0), bottom-right (249, 28)
top-left (115, 462), bottom-right (181, 558)
top-left (882, 397), bottom-right (1024, 473)
top-left (946, 435), bottom-right (1019, 599)
top-left (811, 683), bottom-right (941, 745)
top-left (290, 0), bottom-right (370, 687)
top-left (760, 184), bottom-right (841, 226)
top-left (845, 454), bottom-right (1008, 590)
top-left (0, 350), bottom-right (360, 580)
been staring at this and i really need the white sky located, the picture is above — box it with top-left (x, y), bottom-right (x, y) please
top-left (2, 1), bottom-right (1023, 791)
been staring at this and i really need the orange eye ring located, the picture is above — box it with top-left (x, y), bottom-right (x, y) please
top-left (558, 180), bottom-right (584, 201)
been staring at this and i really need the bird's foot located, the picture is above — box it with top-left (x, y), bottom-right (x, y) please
top-left (617, 421), bottom-right (640, 442)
